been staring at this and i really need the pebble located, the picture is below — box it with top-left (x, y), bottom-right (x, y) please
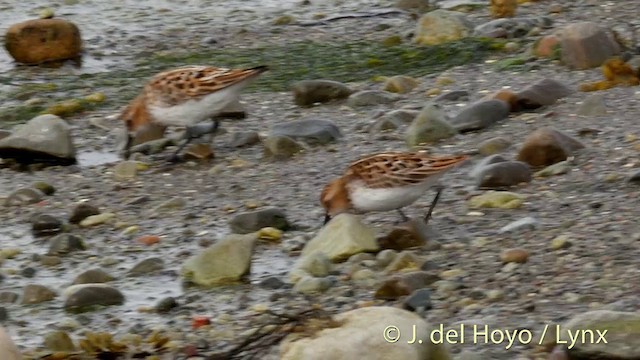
top-left (375, 249), bottom-right (398, 268)
top-left (79, 212), bottom-right (115, 227)
top-left (128, 257), bottom-right (164, 276)
top-left (30, 214), bottom-right (63, 237)
top-left (403, 288), bottom-right (432, 312)
top-left (136, 235), bottom-right (160, 246)
top-left (477, 136), bottom-right (512, 155)
top-left (375, 271), bottom-right (440, 300)
top-left (517, 127), bottom-right (585, 167)
top-left (475, 161), bottom-right (532, 189)
top-left (468, 191), bottom-right (524, 209)
top-left (468, 154), bottom-right (508, 178)
top-left (44, 331), bottom-right (76, 352)
top-left (577, 93), bottom-right (607, 116)
top-left (64, 284), bottom-right (125, 311)
top-left (293, 276), bottom-right (332, 294)
top-left (22, 284), bottom-right (57, 304)
top-left (627, 170), bottom-right (640, 184)
top-left (73, 269), bottom-right (115, 284)
top-left (384, 251), bottom-right (421, 273)
top-left (259, 276), bottom-right (285, 289)
top-left (229, 208), bottom-right (290, 234)
top-left (433, 89), bottom-right (468, 102)
top-left (550, 235), bottom-right (572, 250)
top-left (406, 102), bottom-right (457, 147)
top-left (152, 197), bottom-right (186, 213)
top-left (535, 161), bottom-right (571, 177)
top-left (229, 131), bottom-right (260, 148)
top-left (48, 234), bottom-right (86, 255)
top-left (486, 289), bottom-right (505, 302)
top-left (499, 217), bottom-right (539, 234)
top-left (383, 75), bottom-right (418, 94)
top-left (155, 297), bottom-right (179, 313)
top-left (347, 90), bottom-right (400, 107)
top-left (291, 79), bottom-right (353, 107)
top-left (113, 160), bottom-right (138, 179)
top-left (262, 135), bottom-right (305, 159)
top-left (5, 187), bottom-right (44, 206)
top-left (500, 248), bottom-right (529, 263)
top-left (269, 118), bottom-right (341, 145)
top-left (69, 203), bottom-right (101, 224)
top-left (450, 99), bottom-right (511, 132)
top-left (32, 181), bottom-right (55, 195)
top-left (256, 227), bottom-right (283, 242)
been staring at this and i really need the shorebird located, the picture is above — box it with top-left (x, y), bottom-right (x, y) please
top-left (320, 151), bottom-right (469, 225)
top-left (119, 64), bottom-right (268, 162)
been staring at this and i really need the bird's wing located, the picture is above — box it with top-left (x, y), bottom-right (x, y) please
top-left (346, 152), bottom-right (468, 189)
top-left (144, 65), bottom-right (267, 106)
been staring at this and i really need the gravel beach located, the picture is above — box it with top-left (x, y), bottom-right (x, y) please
top-left (0, 0), bottom-right (639, 359)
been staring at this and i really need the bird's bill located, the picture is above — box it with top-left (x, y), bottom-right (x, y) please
top-left (323, 213), bottom-right (331, 225)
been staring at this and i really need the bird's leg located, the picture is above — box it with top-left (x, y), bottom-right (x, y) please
top-left (122, 133), bottom-right (134, 160)
top-left (166, 126), bottom-right (199, 163)
top-left (424, 185), bottom-right (445, 225)
top-left (166, 121), bottom-right (221, 163)
top-left (396, 209), bottom-right (410, 224)
top-left (207, 118), bottom-right (220, 142)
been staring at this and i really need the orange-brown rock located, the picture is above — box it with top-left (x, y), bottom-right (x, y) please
top-left (374, 271), bottom-right (439, 300)
top-left (136, 235), bottom-right (160, 246)
top-left (184, 143), bottom-right (214, 160)
top-left (500, 248), bottom-right (529, 263)
top-left (490, 0), bottom-right (517, 18)
top-left (4, 18), bottom-right (82, 65)
top-left (377, 218), bottom-right (430, 251)
top-left (533, 34), bottom-right (561, 58)
top-left (484, 90), bottom-right (519, 112)
top-left (517, 127), bottom-right (585, 168)
top-left (560, 22), bottom-right (621, 70)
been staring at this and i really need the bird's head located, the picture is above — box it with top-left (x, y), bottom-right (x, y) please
top-left (118, 95), bottom-right (165, 159)
top-left (320, 176), bottom-right (352, 226)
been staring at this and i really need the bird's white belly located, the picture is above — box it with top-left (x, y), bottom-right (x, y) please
top-left (349, 182), bottom-right (433, 212)
top-left (149, 87), bottom-right (239, 127)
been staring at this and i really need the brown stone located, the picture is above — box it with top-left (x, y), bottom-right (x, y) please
top-left (184, 143), bottom-right (214, 160)
top-left (484, 90), bottom-right (518, 112)
top-left (517, 127), bottom-right (585, 168)
top-left (5, 18), bottom-right (82, 64)
top-left (377, 219), bottom-right (430, 251)
top-left (476, 161), bottom-right (532, 189)
top-left (374, 271), bottom-right (440, 300)
top-left (500, 248), bottom-right (529, 263)
top-left (560, 22), bottom-right (621, 70)
top-left (534, 34), bottom-right (561, 58)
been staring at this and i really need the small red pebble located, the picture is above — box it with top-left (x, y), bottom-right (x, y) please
top-left (136, 235), bottom-right (160, 246)
top-left (192, 316), bottom-right (211, 329)
top-left (183, 344), bottom-right (199, 357)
